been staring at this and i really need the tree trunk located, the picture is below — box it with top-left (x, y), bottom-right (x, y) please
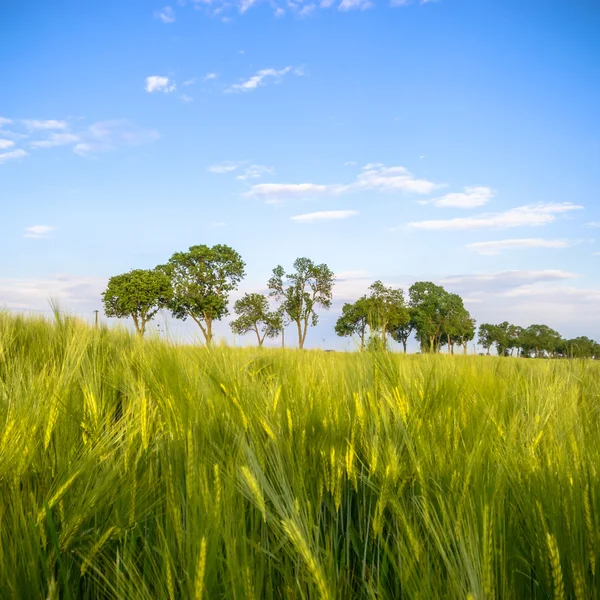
top-left (282, 327), bottom-right (285, 349)
top-left (429, 336), bottom-right (435, 353)
top-left (402, 340), bottom-right (407, 354)
top-left (132, 315), bottom-right (144, 336)
top-left (297, 319), bottom-right (304, 349)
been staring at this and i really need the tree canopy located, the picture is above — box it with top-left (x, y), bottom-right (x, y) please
top-left (101, 268), bottom-right (172, 336)
top-left (268, 257), bottom-right (335, 349)
top-left (162, 244), bottom-right (245, 345)
top-left (230, 293), bottom-right (282, 347)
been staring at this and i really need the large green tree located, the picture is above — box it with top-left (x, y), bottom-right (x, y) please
top-left (334, 296), bottom-right (370, 351)
top-left (268, 257), bottom-right (335, 349)
top-left (409, 281), bottom-right (447, 353)
top-left (163, 244), bottom-right (245, 345)
top-left (230, 293), bottom-right (282, 347)
top-left (102, 268), bottom-right (172, 336)
top-left (367, 281), bottom-right (410, 349)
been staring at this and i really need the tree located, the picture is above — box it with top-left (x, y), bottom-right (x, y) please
top-left (230, 293), bottom-right (282, 347)
top-left (102, 268), bottom-right (172, 336)
top-left (163, 244), bottom-right (245, 346)
top-left (391, 310), bottom-right (414, 354)
top-left (268, 258), bottom-right (335, 349)
top-left (409, 282), bottom-right (447, 353)
top-left (439, 293), bottom-right (469, 354)
top-left (367, 281), bottom-right (410, 349)
top-left (335, 296), bottom-right (370, 351)
top-left (478, 324), bottom-right (496, 355)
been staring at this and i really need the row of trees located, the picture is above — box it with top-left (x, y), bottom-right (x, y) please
top-left (102, 244), bottom-right (598, 357)
top-left (102, 245), bottom-right (334, 348)
top-left (335, 281), bottom-right (476, 353)
top-left (478, 322), bottom-right (600, 359)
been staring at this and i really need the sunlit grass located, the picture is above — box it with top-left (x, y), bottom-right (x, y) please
top-left (0, 311), bottom-right (598, 598)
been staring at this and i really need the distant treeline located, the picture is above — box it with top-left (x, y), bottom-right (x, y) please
top-left (101, 244), bottom-right (598, 358)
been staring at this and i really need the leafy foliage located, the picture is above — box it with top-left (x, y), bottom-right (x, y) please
top-left (268, 257), bottom-right (334, 349)
top-left (230, 293), bottom-right (282, 347)
top-left (163, 244), bottom-right (245, 345)
top-left (101, 268), bottom-right (172, 336)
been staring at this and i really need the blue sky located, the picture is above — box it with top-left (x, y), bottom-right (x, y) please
top-left (1, 0), bottom-right (599, 349)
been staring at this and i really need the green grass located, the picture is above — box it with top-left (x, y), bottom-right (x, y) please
top-left (0, 312), bottom-right (599, 599)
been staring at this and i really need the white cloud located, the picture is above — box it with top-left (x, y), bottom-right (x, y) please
top-left (145, 76), bottom-right (176, 93)
top-left (432, 186), bottom-right (494, 209)
top-left (181, 94), bottom-right (194, 103)
top-left (246, 164), bottom-right (439, 203)
top-left (0, 149), bottom-right (28, 164)
top-left (406, 202), bottom-right (583, 231)
top-left (0, 139), bottom-right (15, 149)
top-left (236, 164), bottom-right (274, 180)
top-left (156, 6), bottom-right (176, 22)
top-left (74, 120), bottom-right (160, 155)
top-left (585, 222), bottom-right (600, 228)
top-left (339, 0), bottom-right (373, 9)
top-left (291, 210), bottom-right (358, 222)
top-left (24, 225), bottom-right (54, 239)
top-left (248, 183), bottom-right (334, 203)
top-left (22, 120), bottom-right (69, 131)
top-left (226, 67), bottom-right (296, 93)
top-left (31, 133), bottom-right (80, 148)
top-left (299, 3), bottom-right (317, 15)
top-left (208, 161), bottom-right (243, 174)
top-left (467, 238), bottom-right (573, 255)
top-left (0, 117), bottom-right (12, 127)
top-left (355, 164), bottom-right (440, 194)
top-left (0, 274), bottom-right (107, 313)
top-left (203, 73), bottom-right (218, 81)
top-left (435, 271), bottom-right (600, 340)
top-left (441, 270), bottom-right (576, 293)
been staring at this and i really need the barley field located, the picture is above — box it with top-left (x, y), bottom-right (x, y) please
top-left (0, 312), bottom-right (598, 599)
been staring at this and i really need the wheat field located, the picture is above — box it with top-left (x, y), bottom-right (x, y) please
top-left (0, 312), bottom-right (598, 599)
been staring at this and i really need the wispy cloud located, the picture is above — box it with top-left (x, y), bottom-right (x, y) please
top-left (339, 0), bottom-right (373, 10)
top-left (24, 225), bottom-right (54, 239)
top-left (226, 67), bottom-right (300, 93)
top-left (31, 133), bottom-right (80, 148)
top-left (155, 6), bottom-right (176, 22)
top-left (441, 269), bottom-right (576, 291)
top-left (208, 161), bottom-right (273, 179)
top-left (22, 119), bottom-right (69, 131)
top-left (431, 186), bottom-right (494, 209)
top-left (0, 117), bottom-right (12, 127)
top-left (246, 164), bottom-right (439, 203)
top-left (0, 139), bottom-right (15, 149)
top-left (405, 202), bottom-right (582, 231)
top-left (73, 120), bottom-right (160, 156)
top-left (145, 75), bottom-right (176, 93)
top-left (181, 94), bottom-right (193, 103)
top-left (466, 238), bottom-right (573, 256)
top-left (291, 210), bottom-right (358, 222)
top-left (236, 165), bottom-right (274, 180)
top-left (585, 221), bottom-right (600, 228)
top-left (208, 161), bottom-right (244, 174)
top-left (177, 0), bottom-right (433, 16)
top-left (0, 149), bottom-right (28, 164)
top-left (203, 73), bottom-right (218, 81)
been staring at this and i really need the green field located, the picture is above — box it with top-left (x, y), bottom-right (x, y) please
top-left (0, 312), bottom-right (599, 599)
